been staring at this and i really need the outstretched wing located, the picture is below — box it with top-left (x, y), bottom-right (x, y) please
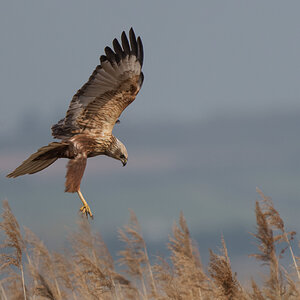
top-left (52, 28), bottom-right (144, 139)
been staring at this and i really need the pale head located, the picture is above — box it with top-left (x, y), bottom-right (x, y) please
top-left (106, 137), bottom-right (128, 166)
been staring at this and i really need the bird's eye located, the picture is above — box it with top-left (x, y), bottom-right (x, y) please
top-left (120, 154), bottom-right (125, 159)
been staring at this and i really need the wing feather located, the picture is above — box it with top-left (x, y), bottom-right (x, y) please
top-left (105, 46), bottom-right (117, 64)
top-left (52, 28), bottom-right (144, 139)
top-left (113, 38), bottom-right (124, 59)
top-left (121, 31), bottom-right (131, 55)
top-left (137, 37), bottom-right (144, 67)
top-left (129, 28), bottom-right (138, 56)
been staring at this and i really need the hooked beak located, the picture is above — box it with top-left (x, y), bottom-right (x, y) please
top-left (122, 158), bottom-right (127, 167)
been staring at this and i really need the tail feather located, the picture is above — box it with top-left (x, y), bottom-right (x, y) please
top-left (7, 142), bottom-right (68, 178)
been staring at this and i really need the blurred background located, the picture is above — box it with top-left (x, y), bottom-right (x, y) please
top-left (1, 0), bottom-right (300, 282)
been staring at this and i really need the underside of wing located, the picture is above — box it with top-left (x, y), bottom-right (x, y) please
top-left (52, 28), bottom-right (144, 139)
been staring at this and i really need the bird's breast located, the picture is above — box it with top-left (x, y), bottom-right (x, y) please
top-left (69, 134), bottom-right (112, 158)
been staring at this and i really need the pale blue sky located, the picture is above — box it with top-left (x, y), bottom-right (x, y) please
top-left (1, 0), bottom-right (300, 280)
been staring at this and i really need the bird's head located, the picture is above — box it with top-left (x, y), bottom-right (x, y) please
top-left (107, 137), bottom-right (128, 166)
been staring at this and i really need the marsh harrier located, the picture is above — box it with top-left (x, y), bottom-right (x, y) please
top-left (7, 28), bottom-right (144, 218)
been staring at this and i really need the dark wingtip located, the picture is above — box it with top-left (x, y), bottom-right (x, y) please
top-left (101, 28), bottom-right (143, 68)
top-left (113, 38), bottom-right (124, 59)
top-left (121, 31), bottom-right (130, 55)
top-left (104, 46), bottom-right (116, 64)
top-left (100, 55), bottom-right (108, 63)
top-left (137, 36), bottom-right (144, 67)
top-left (129, 28), bottom-right (138, 56)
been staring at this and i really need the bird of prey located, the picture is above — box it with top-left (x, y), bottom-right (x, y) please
top-left (7, 28), bottom-right (144, 218)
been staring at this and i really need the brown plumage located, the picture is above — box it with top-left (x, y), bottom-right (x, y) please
top-left (7, 28), bottom-right (144, 218)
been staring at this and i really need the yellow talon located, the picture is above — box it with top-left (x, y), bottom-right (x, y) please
top-left (77, 189), bottom-right (93, 219)
top-left (80, 204), bottom-right (93, 219)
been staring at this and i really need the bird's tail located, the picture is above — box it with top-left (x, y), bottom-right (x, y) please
top-left (7, 142), bottom-right (69, 178)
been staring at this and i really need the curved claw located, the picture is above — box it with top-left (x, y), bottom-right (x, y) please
top-left (80, 204), bottom-right (93, 219)
top-left (77, 189), bottom-right (94, 219)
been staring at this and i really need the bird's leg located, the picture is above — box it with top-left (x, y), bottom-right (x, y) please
top-left (77, 188), bottom-right (93, 219)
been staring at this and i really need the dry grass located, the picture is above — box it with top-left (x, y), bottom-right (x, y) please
top-left (0, 190), bottom-right (300, 299)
